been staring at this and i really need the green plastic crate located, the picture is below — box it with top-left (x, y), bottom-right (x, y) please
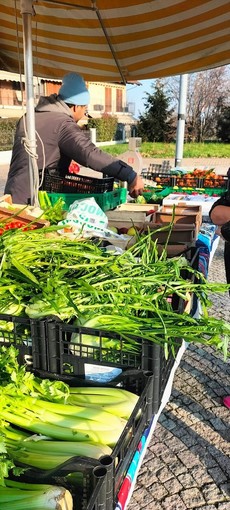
top-left (47, 188), bottom-right (127, 211)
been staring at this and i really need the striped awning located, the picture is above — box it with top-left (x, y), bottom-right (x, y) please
top-left (1, 0), bottom-right (230, 84)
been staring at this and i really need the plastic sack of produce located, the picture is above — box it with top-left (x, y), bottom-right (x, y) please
top-left (58, 197), bottom-right (123, 240)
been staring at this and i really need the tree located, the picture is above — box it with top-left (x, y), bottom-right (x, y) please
top-left (167, 66), bottom-right (230, 142)
top-left (217, 106), bottom-right (230, 143)
top-left (137, 80), bottom-right (174, 142)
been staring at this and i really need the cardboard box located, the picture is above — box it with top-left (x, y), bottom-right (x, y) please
top-left (161, 204), bottom-right (202, 215)
top-left (153, 211), bottom-right (201, 236)
top-left (106, 208), bottom-right (152, 231)
top-left (117, 203), bottom-right (160, 213)
top-left (0, 194), bottom-right (12, 204)
top-left (143, 222), bottom-right (197, 244)
top-left (157, 243), bottom-right (192, 257)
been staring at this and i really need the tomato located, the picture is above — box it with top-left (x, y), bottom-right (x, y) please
top-left (22, 224), bottom-right (37, 231)
top-left (4, 220), bottom-right (27, 230)
top-left (0, 228), bottom-right (5, 235)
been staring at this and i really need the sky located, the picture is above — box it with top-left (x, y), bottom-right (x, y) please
top-left (126, 79), bottom-right (154, 118)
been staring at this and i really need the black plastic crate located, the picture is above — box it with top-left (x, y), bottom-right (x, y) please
top-left (0, 312), bottom-right (182, 411)
top-left (13, 456), bottom-right (108, 510)
top-left (170, 175), bottom-right (201, 188)
top-left (41, 171), bottom-right (114, 194)
top-left (0, 314), bottom-right (50, 370)
top-left (142, 171), bottom-right (171, 185)
top-left (8, 369), bottom-right (153, 510)
top-left (0, 315), bottom-right (185, 417)
top-left (201, 175), bottom-right (228, 189)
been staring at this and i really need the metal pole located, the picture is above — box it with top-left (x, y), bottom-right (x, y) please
top-left (175, 74), bottom-right (188, 168)
top-left (20, 0), bottom-right (38, 205)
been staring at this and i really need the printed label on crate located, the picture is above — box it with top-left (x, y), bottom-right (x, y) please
top-left (84, 363), bottom-right (122, 382)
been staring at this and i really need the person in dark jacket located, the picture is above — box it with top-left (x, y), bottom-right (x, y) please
top-left (209, 175), bottom-right (230, 411)
top-left (5, 72), bottom-right (144, 204)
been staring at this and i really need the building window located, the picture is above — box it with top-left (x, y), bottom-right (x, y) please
top-left (0, 80), bottom-right (25, 106)
top-left (116, 88), bottom-right (123, 112)
top-left (105, 87), bottom-right (112, 112)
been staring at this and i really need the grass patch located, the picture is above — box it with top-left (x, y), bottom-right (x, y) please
top-left (101, 142), bottom-right (230, 159)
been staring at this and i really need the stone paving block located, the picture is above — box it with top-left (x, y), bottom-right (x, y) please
top-left (150, 441), bottom-right (170, 457)
top-left (191, 506), bottom-right (216, 510)
top-left (136, 469), bottom-right (158, 487)
top-left (202, 483), bottom-right (227, 503)
top-left (189, 465), bottom-right (214, 486)
top-left (157, 465), bottom-right (174, 483)
top-left (190, 446), bottom-right (219, 469)
top-left (164, 458), bottom-right (188, 476)
top-left (219, 483), bottom-right (230, 497)
top-left (165, 436), bottom-right (188, 453)
top-left (208, 467), bottom-right (228, 484)
top-left (164, 477), bottom-right (183, 494)
top-left (207, 448), bottom-right (230, 475)
top-left (177, 450), bottom-right (201, 468)
top-left (147, 482), bottom-right (168, 501)
top-left (128, 486), bottom-right (155, 506)
top-left (177, 432), bottom-right (199, 448)
top-left (180, 487), bottom-right (206, 507)
top-left (209, 417), bottom-right (228, 431)
top-left (177, 472), bottom-right (197, 489)
top-left (158, 451), bottom-right (178, 465)
top-left (154, 422), bottom-right (175, 441)
top-left (140, 450), bottom-right (155, 466)
top-left (217, 502), bottom-right (230, 510)
top-left (158, 416), bottom-right (177, 431)
top-left (161, 494), bottom-right (187, 510)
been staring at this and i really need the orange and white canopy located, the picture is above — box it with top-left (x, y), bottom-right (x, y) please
top-left (1, 0), bottom-right (230, 83)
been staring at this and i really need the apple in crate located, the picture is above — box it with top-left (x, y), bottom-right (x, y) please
top-left (118, 227), bottom-right (128, 234)
top-left (109, 226), bottom-right (118, 234)
top-left (127, 226), bottom-right (139, 236)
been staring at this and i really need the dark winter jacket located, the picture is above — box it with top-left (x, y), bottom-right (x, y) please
top-left (209, 192), bottom-right (230, 286)
top-left (5, 94), bottom-right (136, 204)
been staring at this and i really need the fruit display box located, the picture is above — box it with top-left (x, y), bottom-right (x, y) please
top-left (0, 194), bottom-right (49, 228)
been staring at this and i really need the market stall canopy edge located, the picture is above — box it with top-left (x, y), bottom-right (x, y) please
top-left (1, 0), bottom-right (230, 83)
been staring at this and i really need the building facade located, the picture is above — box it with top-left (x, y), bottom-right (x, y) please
top-left (0, 71), bottom-right (137, 138)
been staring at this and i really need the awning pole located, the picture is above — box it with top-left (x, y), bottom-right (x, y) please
top-left (175, 74), bottom-right (188, 168)
top-left (20, 0), bottom-right (38, 206)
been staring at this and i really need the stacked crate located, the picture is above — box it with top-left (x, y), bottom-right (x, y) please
top-left (41, 170), bottom-right (127, 211)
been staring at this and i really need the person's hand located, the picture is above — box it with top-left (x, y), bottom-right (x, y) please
top-left (128, 175), bottom-right (144, 198)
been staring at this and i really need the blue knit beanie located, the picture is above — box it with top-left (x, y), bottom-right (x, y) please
top-left (58, 72), bottom-right (90, 105)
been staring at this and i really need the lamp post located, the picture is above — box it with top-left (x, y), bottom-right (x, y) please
top-left (175, 74), bottom-right (188, 168)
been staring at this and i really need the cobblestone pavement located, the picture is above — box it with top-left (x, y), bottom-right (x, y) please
top-left (127, 239), bottom-right (230, 510)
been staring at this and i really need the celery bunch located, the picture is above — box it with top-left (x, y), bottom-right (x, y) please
top-left (1, 479), bottom-right (73, 510)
